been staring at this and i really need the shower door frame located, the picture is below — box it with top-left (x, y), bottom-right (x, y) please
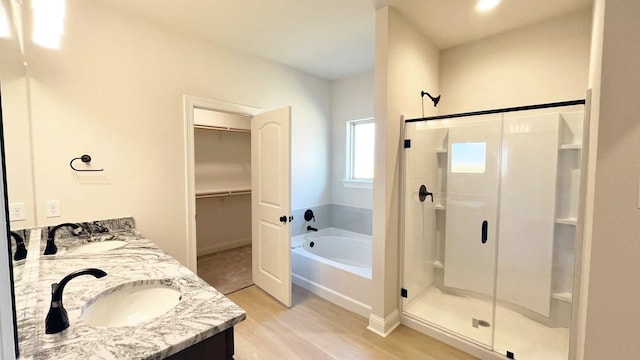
top-left (397, 98), bottom-right (590, 360)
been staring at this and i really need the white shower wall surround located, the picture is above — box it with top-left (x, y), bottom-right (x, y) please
top-left (401, 103), bottom-right (585, 360)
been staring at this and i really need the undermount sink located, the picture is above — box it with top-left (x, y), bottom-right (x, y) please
top-left (69, 240), bottom-right (127, 254)
top-left (81, 280), bottom-right (182, 327)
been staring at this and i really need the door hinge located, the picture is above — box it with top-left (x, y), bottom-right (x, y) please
top-left (404, 139), bottom-right (411, 148)
top-left (400, 288), bottom-right (408, 298)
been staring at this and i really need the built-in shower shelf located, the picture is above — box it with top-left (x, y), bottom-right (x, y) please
top-left (435, 148), bottom-right (448, 154)
top-left (434, 204), bottom-right (446, 210)
top-left (555, 218), bottom-right (577, 226)
top-left (559, 143), bottom-right (582, 150)
top-left (552, 292), bottom-right (573, 303)
top-left (433, 261), bottom-right (444, 270)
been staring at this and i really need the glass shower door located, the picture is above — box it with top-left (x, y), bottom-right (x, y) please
top-left (401, 114), bottom-right (502, 348)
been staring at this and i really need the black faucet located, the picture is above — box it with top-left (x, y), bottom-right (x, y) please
top-left (45, 268), bottom-right (107, 334)
top-left (9, 231), bottom-right (27, 261)
top-left (306, 226), bottom-right (318, 232)
top-left (44, 223), bottom-right (82, 255)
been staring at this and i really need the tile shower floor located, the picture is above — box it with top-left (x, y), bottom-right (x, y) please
top-left (404, 286), bottom-right (569, 360)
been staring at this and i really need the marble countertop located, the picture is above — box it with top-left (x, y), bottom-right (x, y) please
top-left (15, 218), bottom-right (246, 360)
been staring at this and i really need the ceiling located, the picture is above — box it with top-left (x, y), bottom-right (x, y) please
top-left (97, 0), bottom-right (592, 80)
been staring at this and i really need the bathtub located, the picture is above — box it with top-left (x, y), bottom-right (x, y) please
top-left (291, 228), bottom-right (372, 317)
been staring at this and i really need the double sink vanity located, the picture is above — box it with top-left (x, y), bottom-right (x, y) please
top-left (12, 217), bottom-right (246, 359)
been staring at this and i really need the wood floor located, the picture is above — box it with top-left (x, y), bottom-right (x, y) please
top-left (227, 285), bottom-right (478, 360)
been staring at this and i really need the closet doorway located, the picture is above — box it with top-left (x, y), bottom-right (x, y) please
top-left (183, 96), bottom-right (293, 306)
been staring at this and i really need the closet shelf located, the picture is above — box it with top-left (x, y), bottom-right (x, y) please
top-left (555, 218), bottom-right (577, 226)
top-left (552, 292), bottom-right (572, 303)
top-left (559, 143), bottom-right (581, 150)
top-left (194, 124), bottom-right (250, 133)
top-left (196, 189), bottom-right (251, 199)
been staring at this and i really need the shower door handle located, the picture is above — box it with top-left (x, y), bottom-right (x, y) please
top-left (481, 221), bottom-right (488, 244)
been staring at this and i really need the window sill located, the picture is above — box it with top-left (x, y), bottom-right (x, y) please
top-left (341, 180), bottom-right (373, 190)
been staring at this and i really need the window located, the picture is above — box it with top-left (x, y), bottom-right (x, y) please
top-left (346, 118), bottom-right (374, 184)
top-left (451, 142), bottom-right (486, 174)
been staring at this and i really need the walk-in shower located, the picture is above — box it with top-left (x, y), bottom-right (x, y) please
top-left (400, 100), bottom-right (587, 360)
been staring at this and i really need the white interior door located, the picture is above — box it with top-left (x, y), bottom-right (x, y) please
top-left (251, 107), bottom-right (292, 307)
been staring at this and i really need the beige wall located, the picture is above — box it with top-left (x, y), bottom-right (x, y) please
top-left (1, 5), bottom-right (35, 230)
top-left (372, 6), bottom-right (439, 331)
top-left (440, 9), bottom-right (593, 114)
top-left (22, 0), bottom-right (331, 265)
top-left (330, 70), bottom-right (374, 209)
top-left (582, 0), bottom-right (640, 358)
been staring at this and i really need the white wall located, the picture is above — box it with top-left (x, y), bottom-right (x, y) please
top-left (372, 6), bottom-right (439, 334)
top-left (22, 0), bottom-right (331, 265)
top-left (439, 9), bottom-right (593, 114)
top-left (581, 0), bottom-right (640, 358)
top-left (330, 70), bottom-right (374, 209)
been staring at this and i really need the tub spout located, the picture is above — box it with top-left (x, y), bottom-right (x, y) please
top-left (307, 226), bottom-right (318, 232)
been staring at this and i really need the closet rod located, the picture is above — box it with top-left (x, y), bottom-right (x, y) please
top-left (405, 99), bottom-right (586, 123)
top-left (195, 189), bottom-right (252, 199)
top-left (194, 124), bottom-right (250, 133)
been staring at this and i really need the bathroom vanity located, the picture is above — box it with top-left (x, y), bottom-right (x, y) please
top-left (13, 218), bottom-right (245, 359)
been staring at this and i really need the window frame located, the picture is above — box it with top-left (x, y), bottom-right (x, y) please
top-left (344, 117), bottom-right (374, 188)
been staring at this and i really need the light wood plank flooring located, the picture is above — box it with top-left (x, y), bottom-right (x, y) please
top-left (227, 285), bottom-right (478, 360)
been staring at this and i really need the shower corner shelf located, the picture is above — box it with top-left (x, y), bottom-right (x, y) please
top-left (433, 261), bottom-right (444, 270)
top-left (559, 143), bottom-right (582, 150)
top-left (435, 148), bottom-right (448, 154)
top-left (555, 218), bottom-right (577, 226)
top-left (434, 204), bottom-right (446, 211)
top-left (551, 292), bottom-right (573, 303)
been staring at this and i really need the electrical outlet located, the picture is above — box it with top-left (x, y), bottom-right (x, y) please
top-left (9, 203), bottom-right (26, 221)
top-left (46, 200), bottom-right (61, 218)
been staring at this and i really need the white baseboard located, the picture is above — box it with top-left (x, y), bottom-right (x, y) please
top-left (197, 238), bottom-right (251, 257)
top-left (367, 309), bottom-right (401, 337)
top-left (292, 274), bottom-right (371, 318)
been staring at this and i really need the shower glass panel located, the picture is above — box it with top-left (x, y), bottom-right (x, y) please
top-left (401, 114), bottom-right (502, 348)
top-left (401, 106), bottom-right (584, 360)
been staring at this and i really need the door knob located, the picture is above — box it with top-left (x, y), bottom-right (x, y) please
top-left (279, 216), bottom-right (287, 223)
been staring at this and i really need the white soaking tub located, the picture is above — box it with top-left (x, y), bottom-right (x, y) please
top-left (291, 228), bottom-right (372, 317)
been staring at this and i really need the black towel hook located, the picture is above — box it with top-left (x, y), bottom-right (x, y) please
top-left (70, 154), bottom-right (103, 172)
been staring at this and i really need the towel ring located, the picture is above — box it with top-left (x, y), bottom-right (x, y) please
top-left (70, 155), bottom-right (104, 172)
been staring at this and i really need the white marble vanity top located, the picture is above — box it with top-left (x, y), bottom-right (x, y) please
top-left (14, 218), bottom-right (246, 359)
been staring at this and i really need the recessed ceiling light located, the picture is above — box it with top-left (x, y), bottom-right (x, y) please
top-left (476, 0), bottom-right (501, 12)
